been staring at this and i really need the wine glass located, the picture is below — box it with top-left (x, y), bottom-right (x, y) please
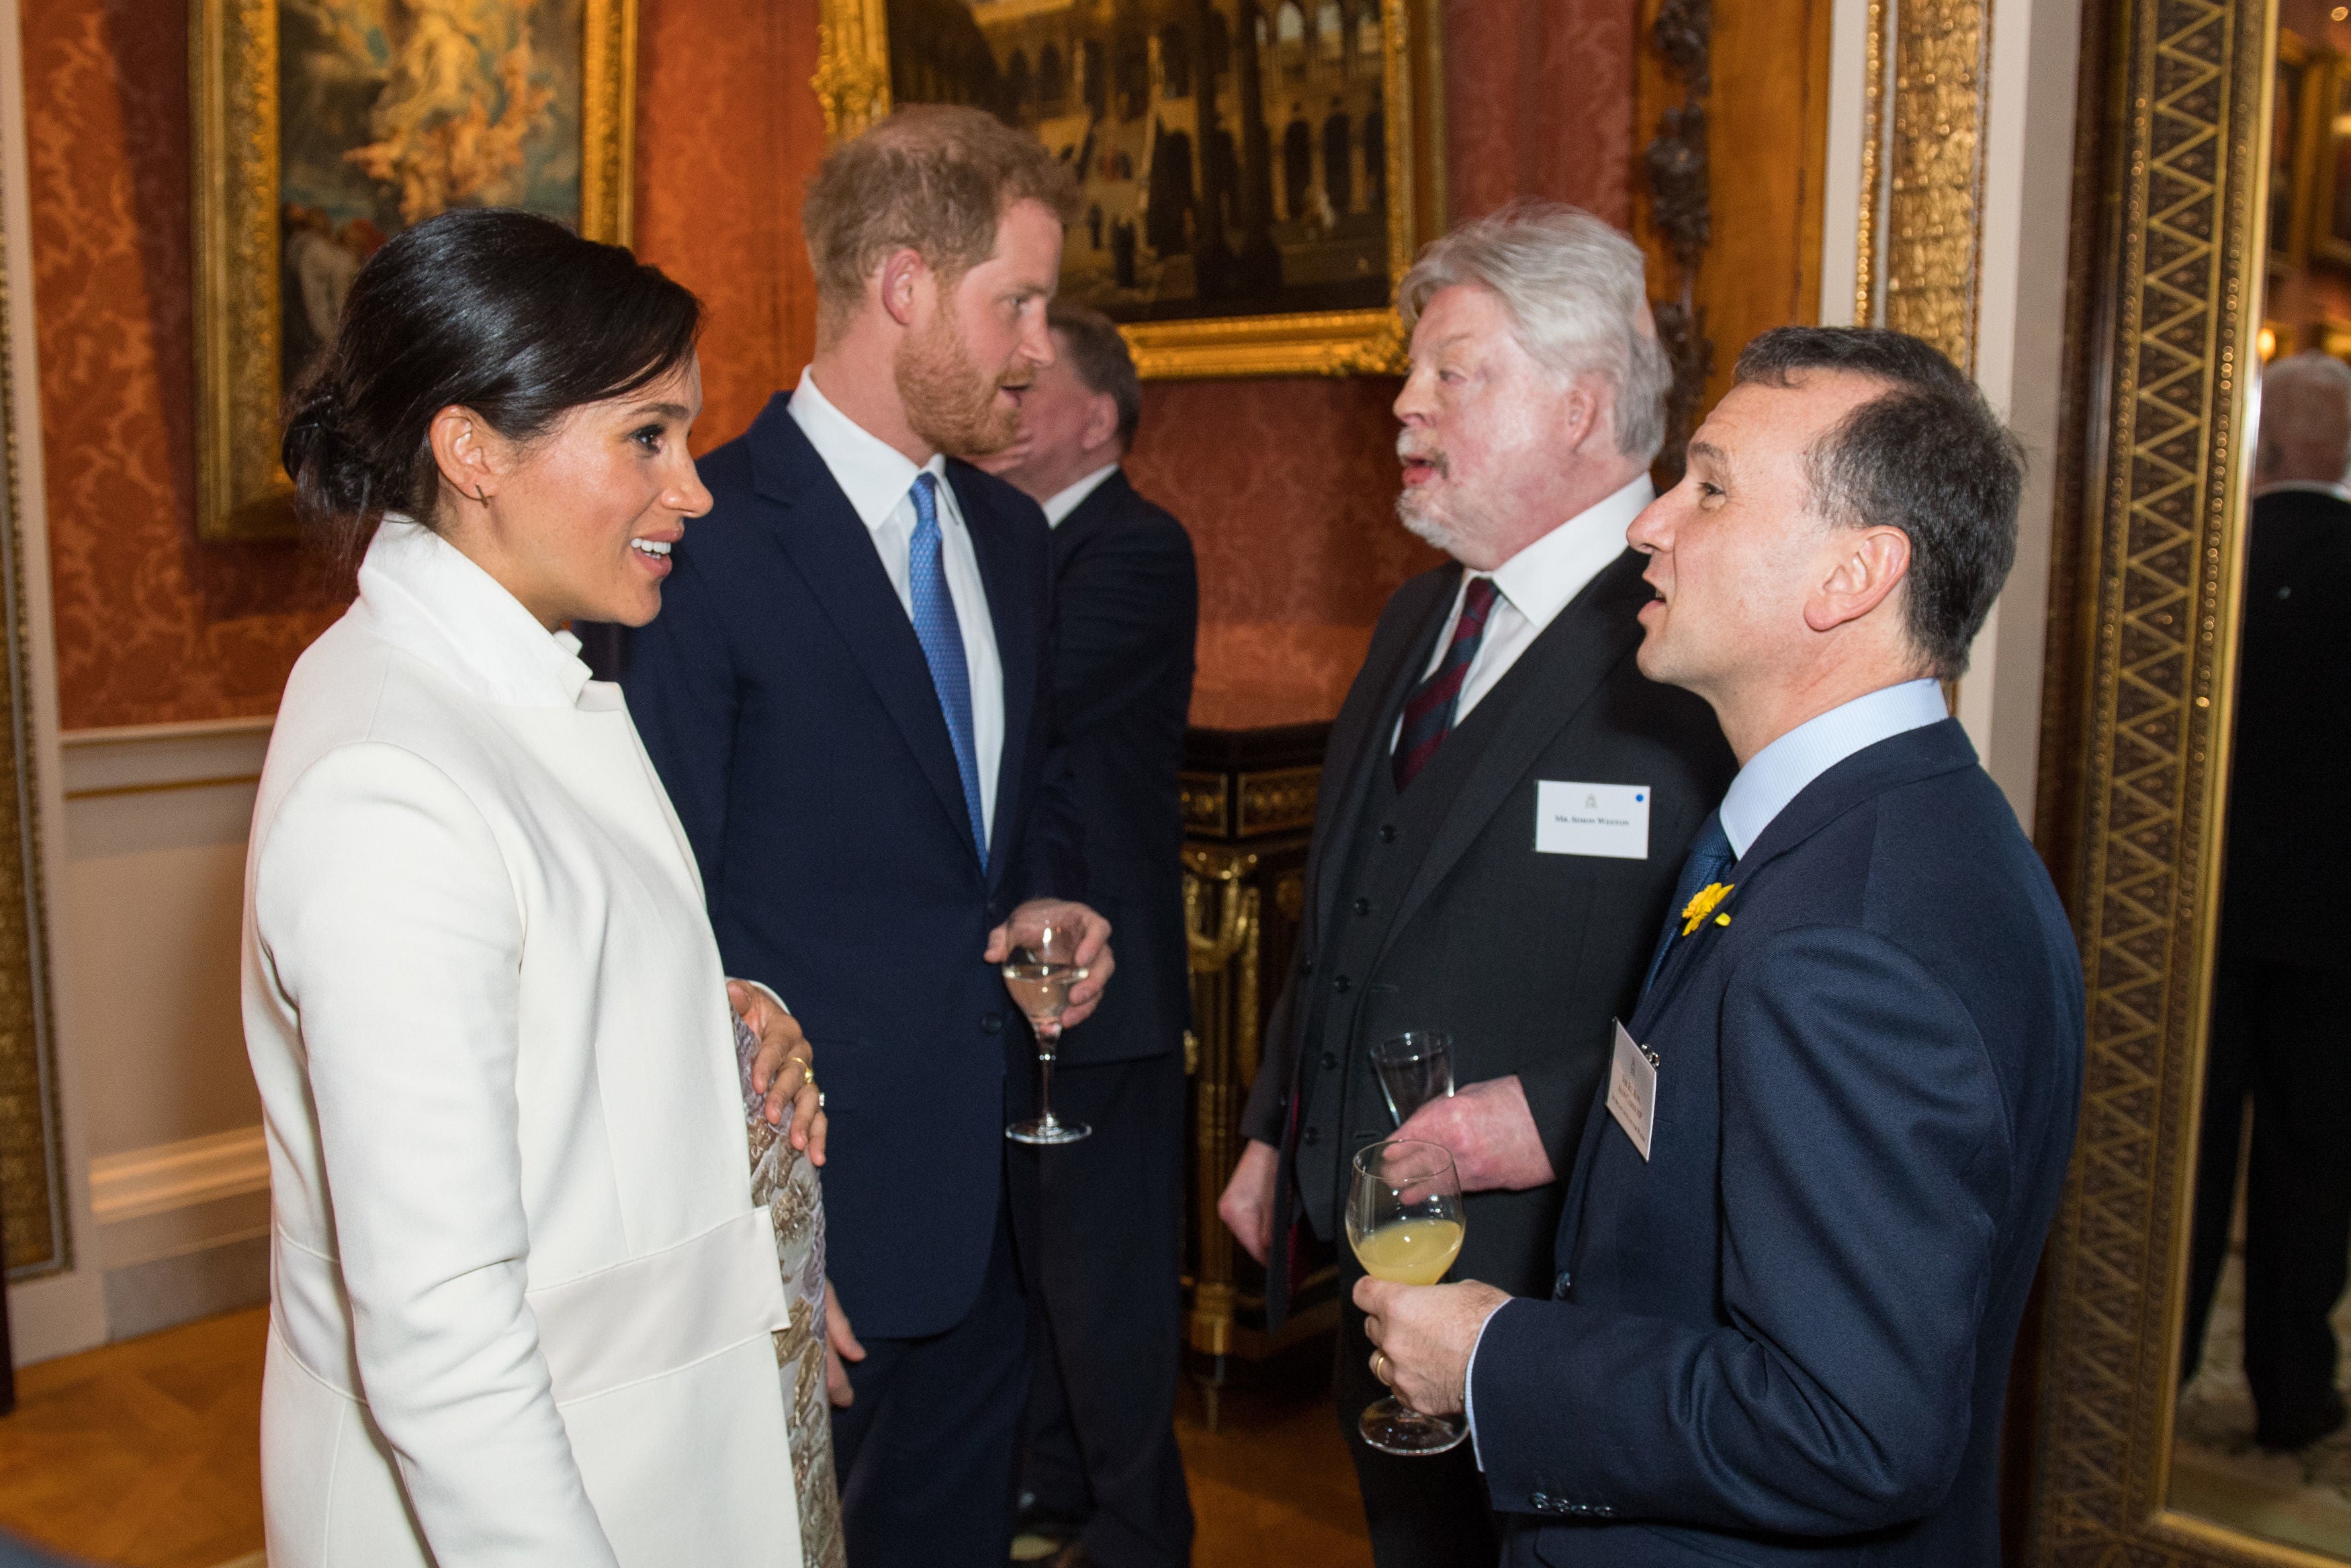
top-left (1372, 1031), bottom-right (1455, 1127)
top-left (1003, 923), bottom-right (1092, 1145)
top-left (1347, 1138), bottom-right (1468, 1456)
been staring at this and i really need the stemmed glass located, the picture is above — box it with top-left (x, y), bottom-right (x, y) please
top-left (1347, 1138), bottom-right (1469, 1456)
top-left (1003, 923), bottom-right (1092, 1145)
top-left (1372, 1031), bottom-right (1455, 1127)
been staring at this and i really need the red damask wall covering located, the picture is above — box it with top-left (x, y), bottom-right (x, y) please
top-left (21, 0), bottom-right (1638, 731)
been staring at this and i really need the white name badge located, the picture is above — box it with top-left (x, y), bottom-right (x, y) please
top-left (1606, 1019), bottom-right (1658, 1161)
top-left (1535, 781), bottom-right (1651, 860)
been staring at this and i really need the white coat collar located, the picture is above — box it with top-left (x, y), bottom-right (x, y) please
top-left (358, 517), bottom-right (595, 709)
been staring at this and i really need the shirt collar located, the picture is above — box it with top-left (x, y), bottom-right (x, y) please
top-left (1717, 678), bottom-right (1949, 858)
top-left (1477, 473), bottom-right (1654, 629)
top-left (358, 517), bottom-right (594, 708)
top-left (2252, 478), bottom-right (2351, 504)
top-left (790, 367), bottom-right (950, 531)
top-left (1043, 463), bottom-right (1122, 528)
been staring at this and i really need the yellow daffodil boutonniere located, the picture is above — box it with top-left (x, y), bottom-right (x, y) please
top-left (1681, 882), bottom-right (1735, 936)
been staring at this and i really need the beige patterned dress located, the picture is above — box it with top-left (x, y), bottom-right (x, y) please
top-left (737, 1017), bottom-right (847, 1568)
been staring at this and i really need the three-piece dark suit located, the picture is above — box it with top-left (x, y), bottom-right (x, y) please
top-left (1011, 470), bottom-right (1199, 1567)
top-left (1473, 720), bottom-right (2086, 1566)
top-left (620, 393), bottom-right (1083, 1567)
top-left (2182, 485), bottom-right (2351, 1447)
top-left (1239, 549), bottom-right (1736, 1567)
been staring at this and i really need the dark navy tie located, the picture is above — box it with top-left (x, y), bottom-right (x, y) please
top-left (1638, 811), bottom-right (1735, 1001)
top-left (908, 473), bottom-right (987, 862)
top-left (1392, 575), bottom-right (1501, 792)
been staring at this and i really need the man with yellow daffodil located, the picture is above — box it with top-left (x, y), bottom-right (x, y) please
top-left (1356, 326), bottom-right (2086, 1568)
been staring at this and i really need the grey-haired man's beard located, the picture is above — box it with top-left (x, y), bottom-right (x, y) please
top-left (1394, 490), bottom-right (1460, 553)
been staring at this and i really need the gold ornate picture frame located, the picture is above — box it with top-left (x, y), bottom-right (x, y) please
top-left (2021, 0), bottom-right (2311, 1554)
top-left (191, 0), bottom-right (637, 541)
top-left (817, 0), bottom-right (1446, 380)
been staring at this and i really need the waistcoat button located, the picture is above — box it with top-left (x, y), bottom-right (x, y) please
top-left (1321, 1052), bottom-right (1339, 1070)
top-left (1378, 823), bottom-right (1399, 843)
top-left (1332, 975), bottom-right (1352, 994)
top-left (980, 1013), bottom-right (1004, 1034)
top-left (1353, 896), bottom-right (1372, 916)
top-left (1302, 1127), bottom-right (1321, 1147)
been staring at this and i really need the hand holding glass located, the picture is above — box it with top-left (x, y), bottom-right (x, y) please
top-left (1004, 923), bottom-right (1091, 1145)
top-left (1347, 1138), bottom-right (1468, 1455)
top-left (1372, 1031), bottom-right (1455, 1127)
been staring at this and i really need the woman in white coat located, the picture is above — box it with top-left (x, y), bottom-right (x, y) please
top-left (247, 210), bottom-right (838, 1567)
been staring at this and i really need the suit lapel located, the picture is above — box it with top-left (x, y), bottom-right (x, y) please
top-left (750, 401), bottom-right (984, 868)
top-left (1309, 570), bottom-right (1460, 941)
top-left (1570, 719), bottom-right (1981, 1270)
top-left (1374, 551), bottom-right (1651, 966)
top-left (951, 461), bottom-right (1030, 888)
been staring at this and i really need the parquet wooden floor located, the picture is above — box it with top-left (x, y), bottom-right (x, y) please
top-left (0, 1309), bottom-right (266, 1568)
top-left (0, 1308), bottom-right (1373, 1566)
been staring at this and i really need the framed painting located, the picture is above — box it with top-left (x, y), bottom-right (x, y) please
top-left (192, 0), bottom-right (637, 541)
top-left (817, 0), bottom-right (1446, 379)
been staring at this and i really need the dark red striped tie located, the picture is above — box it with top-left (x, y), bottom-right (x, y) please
top-left (1392, 576), bottom-right (1501, 792)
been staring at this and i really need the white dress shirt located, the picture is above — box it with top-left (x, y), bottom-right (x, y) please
top-left (1460, 674), bottom-right (1952, 1467)
top-left (791, 367), bottom-right (1006, 843)
top-left (1042, 463), bottom-right (1121, 528)
top-left (1394, 475), bottom-right (1654, 749)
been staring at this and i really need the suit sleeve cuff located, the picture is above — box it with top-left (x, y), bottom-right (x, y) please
top-left (1464, 1295), bottom-right (1517, 1472)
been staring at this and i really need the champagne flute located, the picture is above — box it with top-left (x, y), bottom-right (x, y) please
top-left (1372, 1031), bottom-right (1455, 1127)
top-left (1003, 923), bottom-right (1092, 1145)
top-left (1347, 1138), bottom-right (1468, 1456)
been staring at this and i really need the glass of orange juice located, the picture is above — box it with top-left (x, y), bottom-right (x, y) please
top-left (1347, 1138), bottom-right (1468, 1455)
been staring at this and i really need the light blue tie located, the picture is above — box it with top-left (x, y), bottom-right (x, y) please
top-left (908, 473), bottom-right (987, 862)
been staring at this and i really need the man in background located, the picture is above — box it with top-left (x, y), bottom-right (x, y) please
top-left (621, 107), bottom-right (1112, 1567)
top-left (1216, 203), bottom-right (1734, 1567)
top-left (1361, 326), bottom-right (2084, 1567)
top-left (2181, 351), bottom-right (2351, 1450)
top-left (977, 302), bottom-right (1198, 1568)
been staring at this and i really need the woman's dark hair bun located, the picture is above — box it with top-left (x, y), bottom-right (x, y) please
top-left (279, 207), bottom-right (702, 562)
top-left (279, 388), bottom-right (373, 525)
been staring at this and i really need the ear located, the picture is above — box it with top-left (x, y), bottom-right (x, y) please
top-left (427, 405), bottom-right (504, 509)
top-left (1554, 377), bottom-right (1601, 455)
top-left (1802, 524), bottom-right (1911, 634)
top-left (877, 247), bottom-right (930, 330)
top-left (1079, 391), bottom-right (1122, 458)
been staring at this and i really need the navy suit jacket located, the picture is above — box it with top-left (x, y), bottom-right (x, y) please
top-left (621, 392), bottom-right (1082, 1340)
top-left (1047, 470), bottom-right (1197, 1067)
top-left (1473, 720), bottom-right (2084, 1567)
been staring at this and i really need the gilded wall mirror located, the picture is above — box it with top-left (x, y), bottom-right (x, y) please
top-left (2027, 0), bottom-right (2351, 1554)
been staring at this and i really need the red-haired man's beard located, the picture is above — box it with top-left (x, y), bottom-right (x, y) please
top-left (898, 310), bottom-right (1030, 458)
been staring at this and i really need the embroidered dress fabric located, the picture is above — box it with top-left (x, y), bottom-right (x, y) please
top-left (736, 1015), bottom-right (845, 1568)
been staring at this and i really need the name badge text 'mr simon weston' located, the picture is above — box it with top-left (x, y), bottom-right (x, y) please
top-left (1534, 782), bottom-right (1651, 860)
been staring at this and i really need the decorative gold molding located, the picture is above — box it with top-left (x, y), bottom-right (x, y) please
top-left (1854, 0), bottom-right (1994, 371)
top-left (580, 0), bottom-right (639, 249)
top-left (813, 0), bottom-right (890, 140)
top-left (1178, 771), bottom-right (1230, 836)
top-left (813, 0), bottom-right (1444, 380)
top-left (2024, 0), bottom-right (2276, 1554)
top-left (1855, 0), bottom-right (1889, 325)
top-left (0, 106), bottom-right (63, 1277)
top-left (191, 0), bottom-right (639, 541)
top-left (1235, 765), bottom-right (1321, 837)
